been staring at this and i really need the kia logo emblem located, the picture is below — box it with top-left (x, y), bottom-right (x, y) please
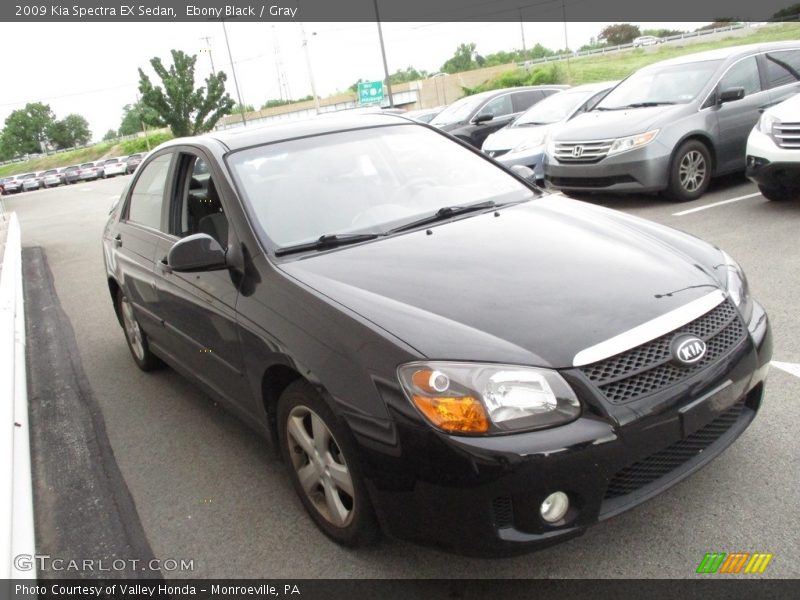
top-left (671, 335), bottom-right (707, 366)
top-left (572, 145), bottom-right (584, 157)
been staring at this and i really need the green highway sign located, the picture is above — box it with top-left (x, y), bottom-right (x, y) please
top-left (358, 81), bottom-right (384, 105)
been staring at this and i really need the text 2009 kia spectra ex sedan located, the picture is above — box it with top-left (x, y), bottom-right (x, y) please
top-left (102, 114), bottom-right (771, 556)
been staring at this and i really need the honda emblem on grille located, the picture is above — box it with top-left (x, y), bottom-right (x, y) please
top-left (671, 334), bottom-right (707, 366)
top-left (572, 145), bottom-right (584, 158)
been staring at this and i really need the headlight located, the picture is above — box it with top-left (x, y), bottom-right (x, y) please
top-left (720, 250), bottom-right (753, 323)
top-left (397, 362), bottom-right (581, 435)
top-left (757, 112), bottom-right (779, 135)
top-left (512, 134), bottom-right (547, 154)
top-left (607, 129), bottom-right (659, 156)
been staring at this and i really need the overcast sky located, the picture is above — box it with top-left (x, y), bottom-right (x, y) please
top-left (0, 21), bottom-right (707, 141)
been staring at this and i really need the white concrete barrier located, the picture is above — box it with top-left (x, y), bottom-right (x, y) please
top-left (0, 212), bottom-right (36, 579)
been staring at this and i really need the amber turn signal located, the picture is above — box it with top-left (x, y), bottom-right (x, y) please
top-left (411, 394), bottom-right (489, 433)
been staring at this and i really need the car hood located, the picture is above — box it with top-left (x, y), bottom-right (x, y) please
top-left (279, 197), bottom-right (726, 368)
top-left (768, 92), bottom-right (800, 121)
top-left (483, 124), bottom-right (554, 152)
top-left (555, 104), bottom-right (688, 141)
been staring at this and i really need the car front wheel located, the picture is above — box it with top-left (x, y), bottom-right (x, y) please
top-left (278, 380), bottom-right (379, 547)
top-left (665, 140), bottom-right (712, 202)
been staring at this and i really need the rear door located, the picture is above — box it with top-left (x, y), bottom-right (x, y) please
top-left (152, 149), bottom-right (249, 410)
top-left (114, 152), bottom-right (175, 348)
top-left (714, 56), bottom-right (772, 172)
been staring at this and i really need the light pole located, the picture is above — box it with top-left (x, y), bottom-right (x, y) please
top-left (300, 23), bottom-right (321, 114)
top-left (373, 0), bottom-right (394, 108)
top-left (200, 35), bottom-right (216, 73)
top-left (222, 20), bottom-right (247, 126)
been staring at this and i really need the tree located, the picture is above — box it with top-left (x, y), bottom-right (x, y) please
top-left (641, 28), bottom-right (684, 38)
top-left (598, 24), bottom-right (642, 46)
top-left (103, 129), bottom-right (119, 141)
top-left (138, 49), bottom-right (235, 137)
top-left (119, 101), bottom-right (163, 136)
top-left (47, 114), bottom-right (91, 149)
top-left (773, 4), bottom-right (800, 18)
top-left (441, 43), bottom-right (478, 74)
top-left (0, 102), bottom-right (55, 157)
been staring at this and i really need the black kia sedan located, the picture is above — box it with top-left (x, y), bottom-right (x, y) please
top-left (102, 114), bottom-right (771, 556)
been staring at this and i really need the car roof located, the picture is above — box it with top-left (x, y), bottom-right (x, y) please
top-left (650, 41), bottom-right (800, 68)
top-left (562, 81), bottom-right (620, 93)
top-left (172, 113), bottom-right (412, 152)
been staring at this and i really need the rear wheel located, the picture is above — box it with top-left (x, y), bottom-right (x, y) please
top-left (278, 380), bottom-right (379, 547)
top-left (117, 289), bottom-right (161, 371)
top-left (758, 184), bottom-right (797, 202)
top-left (665, 140), bottom-right (712, 202)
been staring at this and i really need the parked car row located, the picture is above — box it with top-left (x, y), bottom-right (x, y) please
top-left (423, 42), bottom-right (799, 203)
top-left (0, 153), bottom-right (145, 194)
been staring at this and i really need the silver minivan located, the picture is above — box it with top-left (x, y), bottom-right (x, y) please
top-left (543, 42), bottom-right (800, 201)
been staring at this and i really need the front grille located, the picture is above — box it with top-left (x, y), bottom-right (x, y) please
top-left (486, 149), bottom-right (510, 158)
top-left (579, 300), bottom-right (745, 405)
top-left (774, 122), bottom-right (800, 149)
top-left (553, 139), bottom-right (614, 163)
top-left (491, 496), bottom-right (514, 528)
top-left (604, 400), bottom-right (746, 499)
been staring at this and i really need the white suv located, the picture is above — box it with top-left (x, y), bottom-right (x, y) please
top-left (746, 93), bottom-right (800, 201)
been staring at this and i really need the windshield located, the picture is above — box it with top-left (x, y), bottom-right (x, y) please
top-left (430, 95), bottom-right (486, 126)
top-left (596, 59), bottom-right (722, 109)
top-left (228, 124), bottom-right (532, 249)
top-left (513, 90), bottom-right (593, 126)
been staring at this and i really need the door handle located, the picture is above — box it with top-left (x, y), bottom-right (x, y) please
top-left (113, 234), bottom-right (122, 248)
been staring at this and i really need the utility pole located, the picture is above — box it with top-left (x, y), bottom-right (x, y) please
top-left (373, 0), bottom-right (394, 108)
top-left (300, 23), bottom-right (321, 114)
top-left (200, 36), bottom-right (216, 73)
top-left (519, 9), bottom-right (527, 52)
top-left (561, 0), bottom-right (571, 77)
top-left (222, 20), bottom-right (247, 126)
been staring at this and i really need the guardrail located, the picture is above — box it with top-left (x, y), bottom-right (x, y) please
top-left (0, 210), bottom-right (36, 579)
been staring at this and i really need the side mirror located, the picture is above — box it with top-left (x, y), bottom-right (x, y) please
top-left (473, 113), bottom-right (494, 124)
top-left (510, 165), bottom-right (536, 181)
top-left (167, 233), bottom-right (227, 272)
top-left (718, 87), bottom-right (745, 104)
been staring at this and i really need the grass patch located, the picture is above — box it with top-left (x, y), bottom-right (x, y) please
top-left (0, 131), bottom-right (173, 177)
top-left (120, 132), bottom-right (173, 154)
top-left (466, 23), bottom-right (800, 92)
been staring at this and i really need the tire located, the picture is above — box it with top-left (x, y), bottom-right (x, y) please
top-left (277, 379), bottom-right (380, 547)
top-left (117, 289), bottom-right (162, 371)
top-left (664, 140), bottom-right (712, 202)
top-left (758, 184), bottom-right (797, 202)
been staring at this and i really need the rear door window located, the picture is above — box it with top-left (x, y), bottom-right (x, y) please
top-left (126, 153), bottom-right (173, 231)
top-left (764, 50), bottom-right (800, 88)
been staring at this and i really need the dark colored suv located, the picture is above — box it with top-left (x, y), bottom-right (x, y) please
top-left (103, 115), bottom-right (770, 556)
top-left (430, 86), bottom-right (567, 148)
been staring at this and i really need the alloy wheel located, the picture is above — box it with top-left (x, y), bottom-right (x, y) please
top-left (286, 405), bottom-right (355, 528)
top-left (678, 150), bottom-right (707, 193)
top-left (120, 296), bottom-right (145, 362)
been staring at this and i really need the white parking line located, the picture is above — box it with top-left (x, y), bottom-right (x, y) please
top-left (772, 361), bottom-right (800, 379)
top-left (672, 192), bottom-right (761, 216)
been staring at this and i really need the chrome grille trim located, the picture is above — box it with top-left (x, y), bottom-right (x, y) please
top-left (774, 123), bottom-right (800, 149)
top-left (572, 290), bottom-right (726, 367)
top-left (553, 139), bottom-right (615, 163)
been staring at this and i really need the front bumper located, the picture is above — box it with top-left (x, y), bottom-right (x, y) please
top-left (496, 148), bottom-right (546, 180)
top-left (362, 302), bottom-right (771, 556)
top-left (543, 140), bottom-right (672, 194)
top-left (745, 128), bottom-right (800, 190)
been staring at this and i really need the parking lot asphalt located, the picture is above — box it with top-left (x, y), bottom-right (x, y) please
top-left (3, 173), bottom-right (799, 578)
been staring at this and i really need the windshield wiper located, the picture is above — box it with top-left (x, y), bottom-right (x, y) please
top-left (515, 121), bottom-right (548, 126)
top-left (595, 101), bottom-right (676, 111)
top-left (274, 233), bottom-right (381, 256)
top-left (387, 201), bottom-right (497, 234)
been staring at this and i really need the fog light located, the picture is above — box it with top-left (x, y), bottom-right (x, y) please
top-left (540, 491), bottom-right (569, 523)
